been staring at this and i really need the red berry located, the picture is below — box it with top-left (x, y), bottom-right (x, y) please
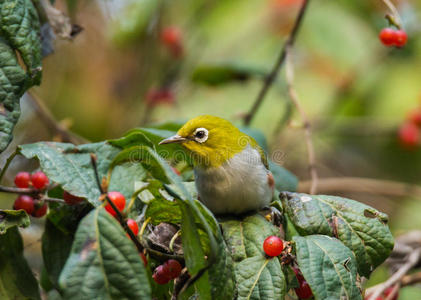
top-left (31, 171), bottom-right (49, 189)
top-left (105, 191), bottom-right (126, 217)
top-left (263, 236), bottom-right (284, 257)
top-left (126, 219), bottom-right (139, 236)
top-left (14, 172), bottom-right (31, 188)
top-left (13, 195), bottom-right (34, 215)
top-left (295, 280), bottom-right (313, 299)
top-left (160, 27), bottom-right (184, 58)
top-left (394, 30), bottom-right (408, 47)
top-left (63, 191), bottom-right (84, 205)
top-left (152, 265), bottom-right (171, 285)
top-left (164, 259), bottom-right (182, 279)
top-left (409, 109), bottom-right (421, 126)
top-left (379, 28), bottom-right (396, 46)
top-left (145, 88), bottom-right (175, 107)
top-left (398, 122), bottom-right (420, 148)
top-left (32, 202), bottom-right (48, 218)
top-left (161, 27), bottom-right (182, 46)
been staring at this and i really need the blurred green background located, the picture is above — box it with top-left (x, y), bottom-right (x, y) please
top-left (1, 0), bottom-right (421, 298)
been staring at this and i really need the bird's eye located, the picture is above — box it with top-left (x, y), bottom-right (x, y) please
top-left (193, 127), bottom-right (208, 143)
top-left (195, 131), bottom-right (205, 138)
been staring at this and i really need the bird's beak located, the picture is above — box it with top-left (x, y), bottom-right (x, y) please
top-left (159, 135), bottom-right (187, 145)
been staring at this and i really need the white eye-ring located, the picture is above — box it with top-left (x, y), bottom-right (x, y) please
top-left (193, 127), bottom-right (209, 143)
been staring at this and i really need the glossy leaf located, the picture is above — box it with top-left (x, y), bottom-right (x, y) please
top-left (191, 63), bottom-right (265, 86)
top-left (294, 235), bottom-right (362, 300)
top-left (221, 214), bottom-right (286, 299)
top-left (281, 192), bottom-right (394, 276)
top-left (0, 209), bottom-right (30, 234)
top-left (59, 208), bottom-right (151, 299)
top-left (0, 41), bottom-right (28, 152)
top-left (0, 227), bottom-right (41, 300)
top-left (0, 0), bottom-right (42, 84)
top-left (19, 141), bottom-right (120, 206)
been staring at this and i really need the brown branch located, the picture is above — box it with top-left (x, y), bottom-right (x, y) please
top-left (90, 154), bottom-right (144, 253)
top-left (243, 0), bottom-right (310, 126)
top-left (366, 248), bottom-right (421, 300)
top-left (27, 91), bottom-right (88, 144)
top-left (401, 271), bottom-right (421, 286)
top-left (298, 177), bottom-right (421, 198)
top-left (285, 46), bottom-right (318, 194)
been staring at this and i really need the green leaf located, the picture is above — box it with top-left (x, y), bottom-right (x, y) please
top-left (0, 0), bottom-right (42, 83)
top-left (19, 141), bottom-right (121, 206)
top-left (59, 208), bottom-right (151, 299)
top-left (179, 201), bottom-right (211, 300)
top-left (0, 226), bottom-right (41, 300)
top-left (42, 219), bottom-right (74, 289)
top-left (281, 192), bottom-right (394, 277)
top-left (294, 235), bottom-right (362, 300)
top-left (268, 160), bottom-right (298, 192)
top-left (123, 127), bottom-right (192, 165)
top-left (0, 209), bottom-right (30, 234)
top-left (108, 162), bottom-right (147, 200)
top-left (191, 62), bottom-right (265, 86)
top-left (0, 40), bottom-right (27, 152)
top-left (221, 214), bottom-right (286, 300)
top-left (195, 201), bottom-right (235, 300)
top-left (108, 131), bottom-right (154, 150)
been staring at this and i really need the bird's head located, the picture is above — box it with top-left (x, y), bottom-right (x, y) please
top-left (159, 115), bottom-right (254, 168)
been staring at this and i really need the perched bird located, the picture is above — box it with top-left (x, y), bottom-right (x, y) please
top-left (159, 115), bottom-right (274, 215)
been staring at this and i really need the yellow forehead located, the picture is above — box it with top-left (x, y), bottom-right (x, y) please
top-left (177, 115), bottom-right (236, 137)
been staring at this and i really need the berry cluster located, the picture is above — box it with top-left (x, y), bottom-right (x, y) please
top-left (379, 28), bottom-right (407, 47)
top-left (398, 107), bottom-right (421, 148)
top-left (12, 171), bottom-right (49, 217)
top-left (292, 267), bottom-right (313, 299)
top-left (152, 259), bottom-right (183, 285)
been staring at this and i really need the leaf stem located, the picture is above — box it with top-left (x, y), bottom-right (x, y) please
top-left (243, 0), bottom-right (310, 126)
top-left (381, 0), bottom-right (402, 29)
top-left (0, 150), bottom-right (18, 184)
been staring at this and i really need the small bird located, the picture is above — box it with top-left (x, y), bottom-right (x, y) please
top-left (159, 115), bottom-right (274, 215)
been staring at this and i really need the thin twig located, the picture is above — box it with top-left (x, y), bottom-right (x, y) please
top-left (0, 185), bottom-right (39, 195)
top-left (381, 0), bottom-right (402, 28)
top-left (366, 248), bottom-right (421, 300)
top-left (243, 0), bottom-right (310, 126)
top-left (90, 154), bottom-right (144, 253)
top-left (298, 177), bottom-right (421, 198)
top-left (27, 91), bottom-right (87, 144)
top-left (285, 46), bottom-right (318, 194)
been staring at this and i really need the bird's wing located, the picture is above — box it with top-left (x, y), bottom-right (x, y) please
top-left (248, 137), bottom-right (269, 170)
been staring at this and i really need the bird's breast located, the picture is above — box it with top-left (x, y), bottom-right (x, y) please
top-left (194, 145), bottom-right (273, 214)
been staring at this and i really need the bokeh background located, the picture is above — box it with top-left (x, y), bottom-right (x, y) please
top-left (1, 0), bottom-right (421, 298)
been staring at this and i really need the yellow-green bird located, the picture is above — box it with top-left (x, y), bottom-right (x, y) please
top-left (159, 115), bottom-right (275, 215)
